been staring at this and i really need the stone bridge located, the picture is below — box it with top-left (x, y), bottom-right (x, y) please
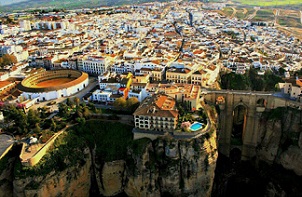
top-left (203, 90), bottom-right (302, 160)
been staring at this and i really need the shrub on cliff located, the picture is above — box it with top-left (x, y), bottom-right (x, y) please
top-left (73, 120), bottom-right (133, 162)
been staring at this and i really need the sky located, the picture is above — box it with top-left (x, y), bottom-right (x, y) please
top-left (1, 0), bottom-right (29, 6)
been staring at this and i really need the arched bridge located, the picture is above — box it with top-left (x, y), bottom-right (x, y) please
top-left (203, 90), bottom-right (302, 160)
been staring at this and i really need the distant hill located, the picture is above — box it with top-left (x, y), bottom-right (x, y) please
top-left (1, 0), bottom-right (29, 6)
top-left (0, 0), bottom-right (168, 12)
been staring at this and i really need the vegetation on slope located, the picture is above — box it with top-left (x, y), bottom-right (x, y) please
top-left (14, 119), bottom-right (134, 178)
top-left (73, 120), bottom-right (133, 163)
top-left (14, 131), bottom-right (88, 179)
top-left (220, 68), bottom-right (284, 91)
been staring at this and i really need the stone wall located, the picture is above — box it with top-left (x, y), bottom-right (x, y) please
top-left (20, 131), bottom-right (64, 167)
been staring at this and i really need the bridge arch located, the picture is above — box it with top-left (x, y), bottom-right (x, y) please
top-left (256, 98), bottom-right (267, 107)
top-left (231, 103), bottom-right (248, 146)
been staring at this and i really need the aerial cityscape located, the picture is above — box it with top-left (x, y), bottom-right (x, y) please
top-left (0, 0), bottom-right (302, 196)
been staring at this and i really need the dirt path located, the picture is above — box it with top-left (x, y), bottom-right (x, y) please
top-left (247, 7), bottom-right (259, 20)
top-left (274, 9), bottom-right (279, 26)
top-left (242, 8), bottom-right (247, 15)
top-left (230, 7), bottom-right (237, 18)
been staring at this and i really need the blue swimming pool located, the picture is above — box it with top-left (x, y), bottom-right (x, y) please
top-left (190, 122), bottom-right (203, 132)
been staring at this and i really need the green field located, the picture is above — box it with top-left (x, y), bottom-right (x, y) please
top-left (235, 9), bottom-right (247, 19)
top-left (278, 16), bottom-right (302, 28)
top-left (253, 9), bottom-right (275, 21)
top-left (222, 7), bottom-right (234, 17)
top-left (234, 0), bottom-right (302, 7)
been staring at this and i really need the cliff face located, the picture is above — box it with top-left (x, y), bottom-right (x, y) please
top-left (0, 157), bottom-right (14, 197)
top-left (212, 107), bottom-right (302, 197)
top-left (5, 130), bottom-right (217, 197)
top-left (12, 148), bottom-right (91, 197)
top-left (257, 108), bottom-right (302, 176)
top-left (124, 131), bottom-right (218, 197)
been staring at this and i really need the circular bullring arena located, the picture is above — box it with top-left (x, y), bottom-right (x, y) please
top-left (18, 69), bottom-right (89, 101)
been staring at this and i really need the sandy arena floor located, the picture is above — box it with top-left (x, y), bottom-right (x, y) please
top-left (34, 78), bottom-right (75, 88)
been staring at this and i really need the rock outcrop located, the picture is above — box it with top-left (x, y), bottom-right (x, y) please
top-left (124, 131), bottom-right (218, 197)
top-left (13, 148), bottom-right (91, 197)
top-left (257, 108), bottom-right (302, 176)
top-left (4, 128), bottom-right (218, 197)
top-left (0, 157), bottom-right (14, 197)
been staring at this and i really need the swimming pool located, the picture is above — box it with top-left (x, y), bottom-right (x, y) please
top-left (190, 122), bottom-right (203, 132)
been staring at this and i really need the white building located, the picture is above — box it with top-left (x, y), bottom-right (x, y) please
top-left (81, 56), bottom-right (108, 75)
top-left (19, 20), bottom-right (32, 31)
top-left (92, 89), bottom-right (112, 102)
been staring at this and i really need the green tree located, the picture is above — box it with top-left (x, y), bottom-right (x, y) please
top-left (27, 109), bottom-right (41, 129)
top-left (58, 103), bottom-right (70, 118)
top-left (82, 107), bottom-right (91, 119)
top-left (74, 97), bottom-right (80, 106)
top-left (50, 119), bottom-right (57, 132)
top-left (5, 105), bottom-right (28, 134)
top-left (32, 123), bottom-right (42, 135)
top-left (76, 117), bottom-right (86, 125)
top-left (264, 70), bottom-right (283, 91)
top-left (248, 68), bottom-right (264, 91)
top-left (113, 97), bottom-right (126, 110)
top-left (37, 107), bottom-right (48, 118)
top-left (126, 97), bottom-right (139, 112)
top-left (66, 98), bottom-right (73, 107)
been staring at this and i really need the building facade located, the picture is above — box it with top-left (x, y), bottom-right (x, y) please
top-left (133, 94), bottom-right (178, 132)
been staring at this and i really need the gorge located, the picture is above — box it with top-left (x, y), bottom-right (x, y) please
top-left (1, 104), bottom-right (302, 196)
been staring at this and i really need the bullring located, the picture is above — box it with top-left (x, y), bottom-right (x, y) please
top-left (18, 69), bottom-right (89, 101)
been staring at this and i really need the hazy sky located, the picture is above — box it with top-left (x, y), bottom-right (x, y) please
top-left (1, 0), bottom-right (29, 6)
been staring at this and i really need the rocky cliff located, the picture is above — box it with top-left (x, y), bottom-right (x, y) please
top-left (0, 120), bottom-right (218, 197)
top-left (124, 132), bottom-right (218, 197)
top-left (92, 129), bottom-right (218, 197)
top-left (13, 147), bottom-right (91, 197)
top-left (257, 107), bottom-right (302, 175)
top-left (212, 107), bottom-right (302, 197)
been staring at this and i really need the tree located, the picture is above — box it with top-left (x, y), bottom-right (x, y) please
top-left (126, 97), bottom-right (139, 112)
top-left (66, 98), bottom-right (73, 107)
top-left (50, 118), bottom-right (57, 132)
top-left (113, 97), bottom-right (126, 110)
top-left (58, 103), bottom-right (70, 118)
top-left (74, 97), bottom-right (80, 106)
top-left (82, 107), bottom-right (91, 119)
top-left (38, 106), bottom-right (48, 118)
top-left (32, 123), bottom-right (42, 135)
top-left (0, 54), bottom-right (17, 68)
top-left (27, 109), bottom-right (41, 129)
